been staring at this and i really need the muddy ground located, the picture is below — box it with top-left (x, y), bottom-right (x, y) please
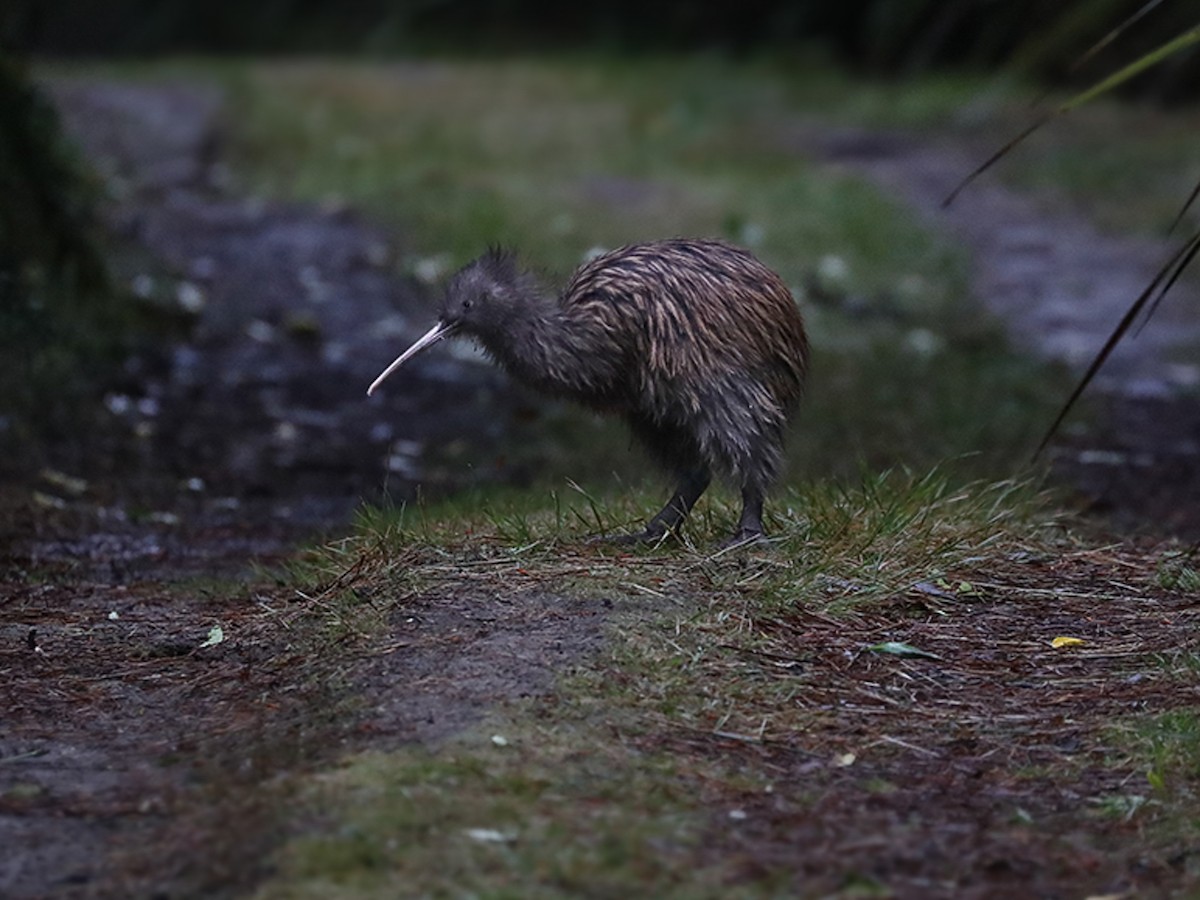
top-left (2, 79), bottom-right (1199, 898)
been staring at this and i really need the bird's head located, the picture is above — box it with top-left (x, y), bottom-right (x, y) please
top-left (367, 248), bottom-right (529, 396)
top-left (439, 247), bottom-right (526, 337)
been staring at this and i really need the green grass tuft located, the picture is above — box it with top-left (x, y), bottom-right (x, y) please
top-left (261, 467), bottom-right (1200, 896)
top-left (255, 739), bottom-right (727, 900)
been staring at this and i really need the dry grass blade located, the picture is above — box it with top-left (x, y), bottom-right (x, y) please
top-left (1136, 226), bottom-right (1200, 332)
top-left (942, 115), bottom-right (1051, 208)
top-left (1167, 173), bottom-right (1200, 235)
top-left (1064, 0), bottom-right (1170, 78)
top-left (1063, 24), bottom-right (1200, 110)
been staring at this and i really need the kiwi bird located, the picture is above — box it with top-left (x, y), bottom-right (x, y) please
top-left (368, 238), bottom-right (808, 544)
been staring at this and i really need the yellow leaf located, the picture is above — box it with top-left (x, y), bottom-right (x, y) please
top-left (1051, 636), bottom-right (1086, 649)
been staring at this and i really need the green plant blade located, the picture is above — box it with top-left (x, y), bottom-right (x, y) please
top-left (1058, 25), bottom-right (1200, 111)
top-left (946, 23), bottom-right (1200, 208)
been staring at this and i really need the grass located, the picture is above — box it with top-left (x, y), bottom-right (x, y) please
top-left (1140, 710), bottom-right (1200, 796)
top-left (1157, 548), bottom-right (1200, 592)
top-left (256, 740), bottom-right (727, 899)
top-left (334, 465), bottom-right (1046, 610)
top-left (996, 98), bottom-right (1200, 235)
top-left (222, 57), bottom-right (979, 280)
top-left (1092, 708), bottom-right (1200, 868)
top-left (253, 469), bottom-right (1200, 897)
top-left (260, 470), bottom-right (1045, 897)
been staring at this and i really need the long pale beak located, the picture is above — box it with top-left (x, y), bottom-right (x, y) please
top-left (367, 321), bottom-right (456, 396)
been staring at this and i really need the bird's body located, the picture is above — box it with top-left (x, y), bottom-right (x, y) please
top-left (369, 238), bottom-right (808, 544)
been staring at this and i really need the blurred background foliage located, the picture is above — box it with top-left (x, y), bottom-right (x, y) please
top-left (0, 55), bottom-right (129, 449)
top-left (0, 59), bottom-right (104, 291)
top-left (3, 0), bottom-right (1197, 101)
top-left (0, 0), bottom-right (1194, 467)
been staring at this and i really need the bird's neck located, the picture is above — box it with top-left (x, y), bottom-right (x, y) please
top-left (479, 303), bottom-right (573, 389)
top-left (478, 302), bottom-right (618, 401)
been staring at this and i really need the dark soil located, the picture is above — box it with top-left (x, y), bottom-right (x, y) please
top-left (2, 78), bottom-right (1198, 899)
top-left (356, 589), bottom-right (611, 745)
top-left (0, 572), bottom-right (319, 898)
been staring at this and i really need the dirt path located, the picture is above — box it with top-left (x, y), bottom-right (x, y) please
top-left (2, 78), bottom-right (1198, 898)
top-left (813, 127), bottom-right (1200, 392)
top-left (1, 80), bottom-right (522, 899)
top-left (811, 127), bottom-right (1200, 535)
top-left (39, 80), bottom-right (531, 526)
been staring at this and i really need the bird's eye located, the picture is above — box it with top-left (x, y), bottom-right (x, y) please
top-left (462, 297), bottom-right (472, 310)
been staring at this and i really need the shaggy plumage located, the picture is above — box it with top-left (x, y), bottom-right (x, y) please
top-left (369, 238), bottom-right (809, 543)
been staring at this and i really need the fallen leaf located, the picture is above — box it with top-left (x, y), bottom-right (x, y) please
top-left (1051, 636), bottom-right (1086, 648)
top-left (198, 626), bottom-right (225, 649)
top-left (867, 641), bottom-right (942, 660)
top-left (914, 581), bottom-right (957, 600)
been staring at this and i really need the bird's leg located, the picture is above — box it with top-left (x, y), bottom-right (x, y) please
top-left (724, 485), bottom-right (766, 547)
top-left (641, 468), bottom-right (711, 541)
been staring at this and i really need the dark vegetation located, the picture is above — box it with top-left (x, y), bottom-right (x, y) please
top-left (0, 56), bottom-right (128, 457)
top-left (2, 0), bottom-right (1194, 464)
top-left (6, 0), bottom-right (1198, 100)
